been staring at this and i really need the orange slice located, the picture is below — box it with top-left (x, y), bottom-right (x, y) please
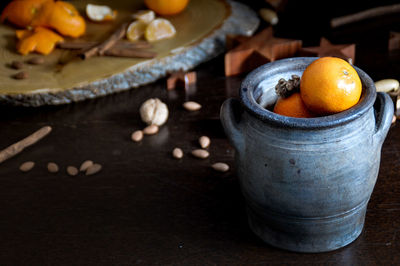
top-left (132, 10), bottom-right (155, 24)
top-left (86, 4), bottom-right (117, 22)
top-left (126, 20), bottom-right (147, 41)
top-left (144, 18), bottom-right (176, 42)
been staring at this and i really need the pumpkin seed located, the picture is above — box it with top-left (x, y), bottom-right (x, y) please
top-left (183, 101), bottom-right (202, 111)
top-left (143, 124), bottom-right (159, 135)
top-left (86, 163), bottom-right (102, 175)
top-left (172, 147), bottom-right (183, 159)
top-left (211, 162), bottom-right (230, 172)
top-left (131, 130), bottom-right (144, 142)
top-left (80, 160), bottom-right (93, 172)
top-left (199, 136), bottom-right (210, 149)
top-left (191, 149), bottom-right (209, 159)
top-left (67, 166), bottom-right (79, 176)
top-left (47, 162), bottom-right (59, 173)
top-left (19, 161), bottom-right (35, 172)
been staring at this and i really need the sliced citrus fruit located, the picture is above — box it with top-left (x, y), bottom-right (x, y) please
top-left (144, 18), bottom-right (176, 42)
top-left (132, 10), bottom-right (155, 24)
top-left (126, 20), bottom-right (147, 41)
top-left (86, 4), bottom-right (117, 22)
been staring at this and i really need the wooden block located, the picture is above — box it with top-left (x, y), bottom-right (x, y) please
top-left (224, 27), bottom-right (301, 76)
top-left (225, 34), bottom-right (250, 50)
top-left (267, 39), bottom-right (302, 61)
top-left (300, 38), bottom-right (356, 63)
top-left (167, 71), bottom-right (197, 90)
top-left (389, 32), bottom-right (400, 51)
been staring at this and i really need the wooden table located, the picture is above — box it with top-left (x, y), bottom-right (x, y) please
top-left (0, 1), bottom-right (399, 264)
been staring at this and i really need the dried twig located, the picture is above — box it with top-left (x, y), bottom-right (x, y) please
top-left (81, 22), bottom-right (129, 59)
top-left (0, 126), bottom-right (52, 164)
top-left (104, 48), bottom-right (157, 58)
top-left (331, 4), bottom-right (400, 28)
top-left (58, 40), bottom-right (152, 50)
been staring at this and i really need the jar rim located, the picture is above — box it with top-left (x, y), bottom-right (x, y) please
top-left (240, 57), bottom-right (377, 129)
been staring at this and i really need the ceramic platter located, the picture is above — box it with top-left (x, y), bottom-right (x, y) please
top-left (0, 0), bottom-right (258, 106)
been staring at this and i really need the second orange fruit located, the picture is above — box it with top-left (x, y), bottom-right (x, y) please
top-left (273, 92), bottom-right (315, 118)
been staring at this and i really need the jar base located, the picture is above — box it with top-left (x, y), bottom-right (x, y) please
top-left (246, 203), bottom-right (367, 253)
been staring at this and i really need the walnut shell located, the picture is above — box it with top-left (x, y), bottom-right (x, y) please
top-left (139, 98), bottom-right (169, 126)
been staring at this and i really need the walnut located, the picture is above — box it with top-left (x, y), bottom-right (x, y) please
top-left (139, 98), bottom-right (169, 126)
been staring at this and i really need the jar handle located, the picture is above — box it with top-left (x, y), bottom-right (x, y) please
top-left (220, 98), bottom-right (245, 153)
top-left (373, 92), bottom-right (394, 145)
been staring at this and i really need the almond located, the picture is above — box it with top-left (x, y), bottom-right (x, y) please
top-left (12, 71), bottom-right (28, 80)
top-left (11, 60), bottom-right (24, 70)
top-left (27, 57), bottom-right (44, 65)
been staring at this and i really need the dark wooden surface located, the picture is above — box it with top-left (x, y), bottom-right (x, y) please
top-left (1, 1), bottom-right (400, 265)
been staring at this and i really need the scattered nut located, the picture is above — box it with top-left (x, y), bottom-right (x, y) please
top-left (80, 160), bottom-right (93, 172)
top-left (172, 147), bottom-right (183, 159)
top-left (143, 124), bottom-right (159, 135)
top-left (259, 8), bottom-right (278, 25)
top-left (19, 161), bottom-right (35, 172)
top-left (199, 136), bottom-right (210, 149)
top-left (139, 98), bottom-right (169, 126)
top-left (375, 79), bottom-right (399, 93)
top-left (396, 96), bottom-right (400, 117)
top-left (211, 162), bottom-right (230, 172)
top-left (86, 163), bottom-right (102, 175)
top-left (131, 130), bottom-right (144, 142)
top-left (67, 166), bottom-right (79, 176)
top-left (183, 101), bottom-right (202, 111)
top-left (47, 162), bottom-right (59, 173)
top-left (12, 71), bottom-right (28, 80)
top-left (392, 115), bottom-right (397, 124)
top-left (27, 57), bottom-right (45, 65)
top-left (191, 149), bottom-right (209, 159)
top-left (10, 60), bottom-right (24, 70)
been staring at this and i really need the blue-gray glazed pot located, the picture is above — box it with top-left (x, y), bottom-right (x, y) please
top-left (220, 57), bottom-right (393, 253)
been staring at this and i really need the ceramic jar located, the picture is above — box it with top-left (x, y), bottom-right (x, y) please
top-left (220, 57), bottom-right (393, 252)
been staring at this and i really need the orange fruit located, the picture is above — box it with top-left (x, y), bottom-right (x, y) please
top-left (1, 0), bottom-right (50, 28)
top-left (144, 0), bottom-right (189, 16)
top-left (273, 92), bottom-right (315, 118)
top-left (300, 57), bottom-right (362, 115)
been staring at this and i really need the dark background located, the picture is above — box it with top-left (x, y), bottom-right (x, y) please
top-left (0, 0), bottom-right (399, 265)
